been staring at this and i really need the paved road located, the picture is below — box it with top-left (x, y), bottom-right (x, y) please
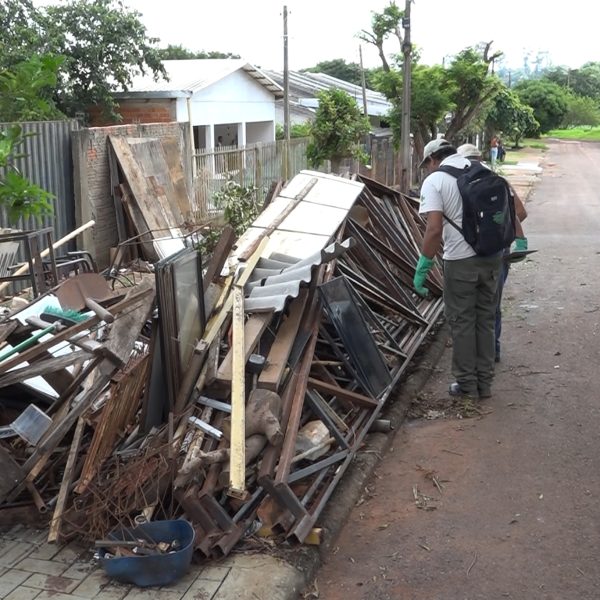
top-left (314, 140), bottom-right (600, 599)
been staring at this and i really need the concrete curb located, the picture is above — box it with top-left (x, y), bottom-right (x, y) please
top-left (277, 321), bottom-right (451, 598)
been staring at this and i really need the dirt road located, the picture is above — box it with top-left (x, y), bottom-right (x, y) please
top-left (313, 140), bottom-right (600, 600)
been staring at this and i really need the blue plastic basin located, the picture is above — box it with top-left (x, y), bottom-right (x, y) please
top-left (98, 519), bottom-right (195, 587)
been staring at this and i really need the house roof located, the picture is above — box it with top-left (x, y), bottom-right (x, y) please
top-left (263, 70), bottom-right (392, 117)
top-left (114, 59), bottom-right (284, 100)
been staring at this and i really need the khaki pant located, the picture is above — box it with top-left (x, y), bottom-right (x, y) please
top-left (443, 254), bottom-right (502, 395)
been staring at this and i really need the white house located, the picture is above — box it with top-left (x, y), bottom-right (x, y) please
top-left (111, 59), bottom-right (283, 150)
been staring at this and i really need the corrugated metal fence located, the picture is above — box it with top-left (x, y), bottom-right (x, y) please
top-left (0, 119), bottom-right (79, 240)
top-left (0, 119), bottom-right (79, 293)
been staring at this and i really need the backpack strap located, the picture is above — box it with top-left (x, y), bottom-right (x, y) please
top-left (435, 165), bottom-right (469, 234)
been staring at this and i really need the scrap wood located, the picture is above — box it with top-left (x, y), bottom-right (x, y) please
top-left (48, 417), bottom-right (85, 543)
top-left (228, 284), bottom-right (246, 498)
top-left (0, 350), bottom-right (89, 389)
top-left (0, 284), bottom-right (154, 375)
top-left (258, 290), bottom-right (308, 392)
top-left (76, 353), bottom-right (150, 494)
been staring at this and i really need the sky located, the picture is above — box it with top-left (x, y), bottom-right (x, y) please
top-left (35, 0), bottom-right (599, 72)
top-left (122, 0), bottom-right (598, 71)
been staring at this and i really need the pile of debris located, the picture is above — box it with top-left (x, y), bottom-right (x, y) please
top-left (0, 138), bottom-right (443, 561)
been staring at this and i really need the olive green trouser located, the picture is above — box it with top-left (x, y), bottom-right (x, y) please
top-left (443, 254), bottom-right (502, 395)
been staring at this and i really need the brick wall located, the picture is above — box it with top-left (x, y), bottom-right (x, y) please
top-left (88, 99), bottom-right (177, 127)
top-left (72, 122), bottom-right (192, 268)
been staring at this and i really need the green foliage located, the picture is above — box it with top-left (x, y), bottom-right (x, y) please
top-left (544, 62), bottom-right (600, 101)
top-left (275, 122), bottom-right (312, 140)
top-left (157, 45), bottom-right (240, 60)
top-left (0, 0), bottom-right (166, 120)
top-left (443, 47), bottom-right (503, 141)
top-left (486, 87), bottom-right (539, 147)
top-left (562, 93), bottom-right (600, 128)
top-left (0, 54), bottom-right (66, 122)
top-left (0, 126), bottom-right (54, 223)
top-left (306, 89), bottom-right (370, 169)
top-left (212, 178), bottom-right (260, 237)
top-left (514, 79), bottom-right (569, 133)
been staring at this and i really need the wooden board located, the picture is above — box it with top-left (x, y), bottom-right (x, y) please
top-left (215, 312), bottom-right (273, 385)
top-left (258, 290), bottom-right (308, 391)
top-left (108, 137), bottom-right (186, 259)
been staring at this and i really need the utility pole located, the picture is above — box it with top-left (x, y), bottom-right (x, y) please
top-left (283, 5), bottom-right (290, 179)
top-left (400, 0), bottom-right (412, 193)
top-left (359, 45), bottom-right (368, 117)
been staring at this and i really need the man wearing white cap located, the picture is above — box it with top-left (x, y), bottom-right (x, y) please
top-left (413, 138), bottom-right (502, 399)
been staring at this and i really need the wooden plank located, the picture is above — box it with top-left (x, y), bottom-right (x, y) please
top-left (258, 290), bottom-right (308, 391)
top-left (228, 284), bottom-right (246, 498)
top-left (47, 417), bottom-right (85, 543)
top-left (0, 350), bottom-right (88, 389)
top-left (202, 225), bottom-right (236, 290)
top-left (215, 312), bottom-right (273, 385)
top-left (307, 377), bottom-right (379, 409)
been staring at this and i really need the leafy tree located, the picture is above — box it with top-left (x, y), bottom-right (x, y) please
top-left (562, 93), bottom-right (600, 128)
top-left (157, 45), bottom-right (240, 60)
top-left (443, 44), bottom-right (504, 141)
top-left (0, 0), bottom-right (166, 119)
top-left (486, 87), bottom-right (539, 147)
top-left (0, 125), bottom-right (54, 223)
top-left (306, 89), bottom-right (370, 172)
top-left (0, 54), bottom-right (66, 122)
top-left (514, 79), bottom-right (569, 133)
top-left (276, 122), bottom-right (312, 140)
top-left (0, 0), bottom-right (43, 70)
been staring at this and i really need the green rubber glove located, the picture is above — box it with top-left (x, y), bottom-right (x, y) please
top-left (513, 237), bottom-right (528, 252)
top-left (413, 255), bottom-right (434, 297)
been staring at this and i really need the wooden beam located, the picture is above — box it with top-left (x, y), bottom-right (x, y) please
top-left (48, 417), bottom-right (85, 543)
top-left (228, 284), bottom-right (246, 498)
top-left (0, 350), bottom-right (88, 389)
top-left (258, 290), bottom-right (308, 391)
top-left (215, 312), bottom-right (273, 385)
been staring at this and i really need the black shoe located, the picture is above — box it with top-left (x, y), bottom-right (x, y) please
top-left (478, 388), bottom-right (492, 399)
top-left (449, 382), bottom-right (475, 397)
top-left (495, 353), bottom-right (501, 363)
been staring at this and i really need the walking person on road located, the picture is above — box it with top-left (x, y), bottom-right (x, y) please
top-left (490, 135), bottom-right (499, 168)
top-left (457, 143), bottom-right (528, 362)
top-left (413, 138), bottom-right (503, 399)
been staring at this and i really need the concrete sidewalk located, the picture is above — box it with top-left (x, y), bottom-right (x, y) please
top-left (0, 524), bottom-right (304, 600)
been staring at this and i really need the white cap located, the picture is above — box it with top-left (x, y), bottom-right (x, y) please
top-left (457, 143), bottom-right (482, 159)
top-left (419, 138), bottom-right (452, 168)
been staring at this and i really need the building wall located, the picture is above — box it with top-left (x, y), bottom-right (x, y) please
top-left (89, 99), bottom-right (177, 127)
top-left (72, 122), bottom-right (192, 268)
top-left (177, 70), bottom-right (276, 128)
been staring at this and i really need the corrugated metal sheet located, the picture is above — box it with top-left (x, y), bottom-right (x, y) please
top-left (264, 70), bottom-right (393, 117)
top-left (0, 119), bottom-right (79, 291)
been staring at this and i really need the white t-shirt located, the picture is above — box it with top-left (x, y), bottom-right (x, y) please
top-left (419, 153), bottom-right (476, 261)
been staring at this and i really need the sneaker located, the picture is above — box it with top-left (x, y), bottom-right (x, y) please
top-left (448, 382), bottom-right (475, 397)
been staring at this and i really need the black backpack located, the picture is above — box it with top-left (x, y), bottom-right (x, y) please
top-left (438, 162), bottom-right (516, 256)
